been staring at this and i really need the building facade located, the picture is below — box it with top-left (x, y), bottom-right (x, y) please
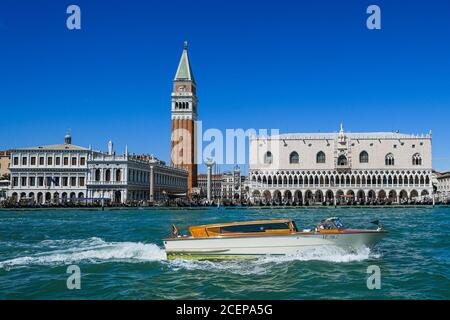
top-left (198, 173), bottom-right (222, 199)
top-left (7, 135), bottom-right (188, 204)
top-left (436, 172), bottom-right (450, 200)
top-left (221, 166), bottom-right (247, 200)
top-left (170, 41), bottom-right (198, 195)
top-left (248, 125), bottom-right (433, 204)
top-left (0, 179), bottom-right (9, 201)
top-left (87, 151), bottom-right (188, 203)
top-left (7, 133), bottom-right (92, 203)
top-left (0, 150), bottom-right (11, 178)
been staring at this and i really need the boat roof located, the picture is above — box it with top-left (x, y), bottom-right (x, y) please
top-left (192, 219), bottom-right (293, 229)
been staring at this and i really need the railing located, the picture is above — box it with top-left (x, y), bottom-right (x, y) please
top-left (87, 181), bottom-right (127, 185)
top-left (336, 164), bottom-right (351, 170)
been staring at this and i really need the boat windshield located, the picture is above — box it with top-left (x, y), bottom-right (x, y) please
top-left (318, 218), bottom-right (345, 230)
top-left (334, 219), bottom-right (344, 228)
top-left (218, 222), bottom-right (291, 234)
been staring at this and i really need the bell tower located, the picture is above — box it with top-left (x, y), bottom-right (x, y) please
top-left (171, 41), bottom-right (198, 195)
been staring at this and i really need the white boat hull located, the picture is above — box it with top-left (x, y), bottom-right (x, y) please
top-left (164, 231), bottom-right (386, 259)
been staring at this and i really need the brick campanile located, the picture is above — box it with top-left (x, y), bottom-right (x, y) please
top-left (170, 41), bottom-right (198, 195)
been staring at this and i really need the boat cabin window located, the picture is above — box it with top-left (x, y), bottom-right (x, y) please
top-left (218, 222), bottom-right (291, 234)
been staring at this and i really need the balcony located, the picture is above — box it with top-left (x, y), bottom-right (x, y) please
top-left (336, 164), bottom-right (351, 171)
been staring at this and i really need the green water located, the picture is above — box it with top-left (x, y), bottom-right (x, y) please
top-left (0, 207), bottom-right (449, 300)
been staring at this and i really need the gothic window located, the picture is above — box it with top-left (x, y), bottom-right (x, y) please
top-left (385, 153), bottom-right (395, 166)
top-left (316, 151), bottom-right (326, 164)
top-left (359, 151), bottom-right (369, 163)
top-left (412, 153), bottom-right (422, 166)
top-left (337, 155), bottom-right (347, 166)
top-left (289, 152), bottom-right (299, 164)
top-left (264, 151), bottom-right (273, 164)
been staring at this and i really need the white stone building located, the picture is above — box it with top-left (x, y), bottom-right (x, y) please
top-left (8, 134), bottom-right (188, 204)
top-left (436, 172), bottom-right (450, 200)
top-left (87, 146), bottom-right (188, 203)
top-left (249, 125), bottom-right (433, 204)
top-left (0, 179), bottom-right (10, 201)
top-left (197, 173), bottom-right (222, 199)
top-left (8, 133), bottom-right (94, 203)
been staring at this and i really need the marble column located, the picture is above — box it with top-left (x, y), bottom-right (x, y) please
top-left (149, 165), bottom-right (154, 202)
top-left (205, 159), bottom-right (214, 203)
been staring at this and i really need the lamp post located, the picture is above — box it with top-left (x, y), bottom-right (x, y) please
top-left (205, 158), bottom-right (215, 204)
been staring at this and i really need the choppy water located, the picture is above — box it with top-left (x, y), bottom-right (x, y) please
top-left (0, 207), bottom-right (449, 300)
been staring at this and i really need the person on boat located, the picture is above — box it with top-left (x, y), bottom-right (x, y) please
top-left (172, 224), bottom-right (179, 238)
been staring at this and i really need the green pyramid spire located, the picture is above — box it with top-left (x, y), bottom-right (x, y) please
top-left (174, 41), bottom-right (195, 82)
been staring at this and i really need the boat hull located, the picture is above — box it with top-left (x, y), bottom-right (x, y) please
top-left (164, 231), bottom-right (386, 260)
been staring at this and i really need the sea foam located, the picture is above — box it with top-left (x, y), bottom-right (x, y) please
top-left (1, 237), bottom-right (379, 273)
top-left (0, 237), bottom-right (166, 269)
top-left (166, 245), bottom-right (380, 275)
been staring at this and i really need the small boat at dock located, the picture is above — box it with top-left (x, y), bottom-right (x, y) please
top-left (163, 217), bottom-right (386, 260)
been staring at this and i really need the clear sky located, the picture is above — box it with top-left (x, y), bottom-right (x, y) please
top-left (1, 0), bottom-right (450, 173)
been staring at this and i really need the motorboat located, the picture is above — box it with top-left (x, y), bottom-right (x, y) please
top-left (163, 217), bottom-right (386, 260)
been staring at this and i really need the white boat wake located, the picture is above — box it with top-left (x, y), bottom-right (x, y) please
top-left (168, 245), bottom-right (381, 275)
top-left (0, 237), bottom-right (166, 269)
top-left (0, 237), bottom-right (381, 273)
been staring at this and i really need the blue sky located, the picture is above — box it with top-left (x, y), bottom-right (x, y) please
top-left (1, 0), bottom-right (450, 173)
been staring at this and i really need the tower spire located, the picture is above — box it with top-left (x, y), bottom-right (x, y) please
top-left (174, 41), bottom-right (195, 82)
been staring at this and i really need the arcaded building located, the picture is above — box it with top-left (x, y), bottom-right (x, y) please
top-left (7, 134), bottom-right (188, 204)
top-left (86, 144), bottom-right (188, 203)
top-left (8, 133), bottom-right (93, 203)
top-left (248, 125), bottom-right (433, 204)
